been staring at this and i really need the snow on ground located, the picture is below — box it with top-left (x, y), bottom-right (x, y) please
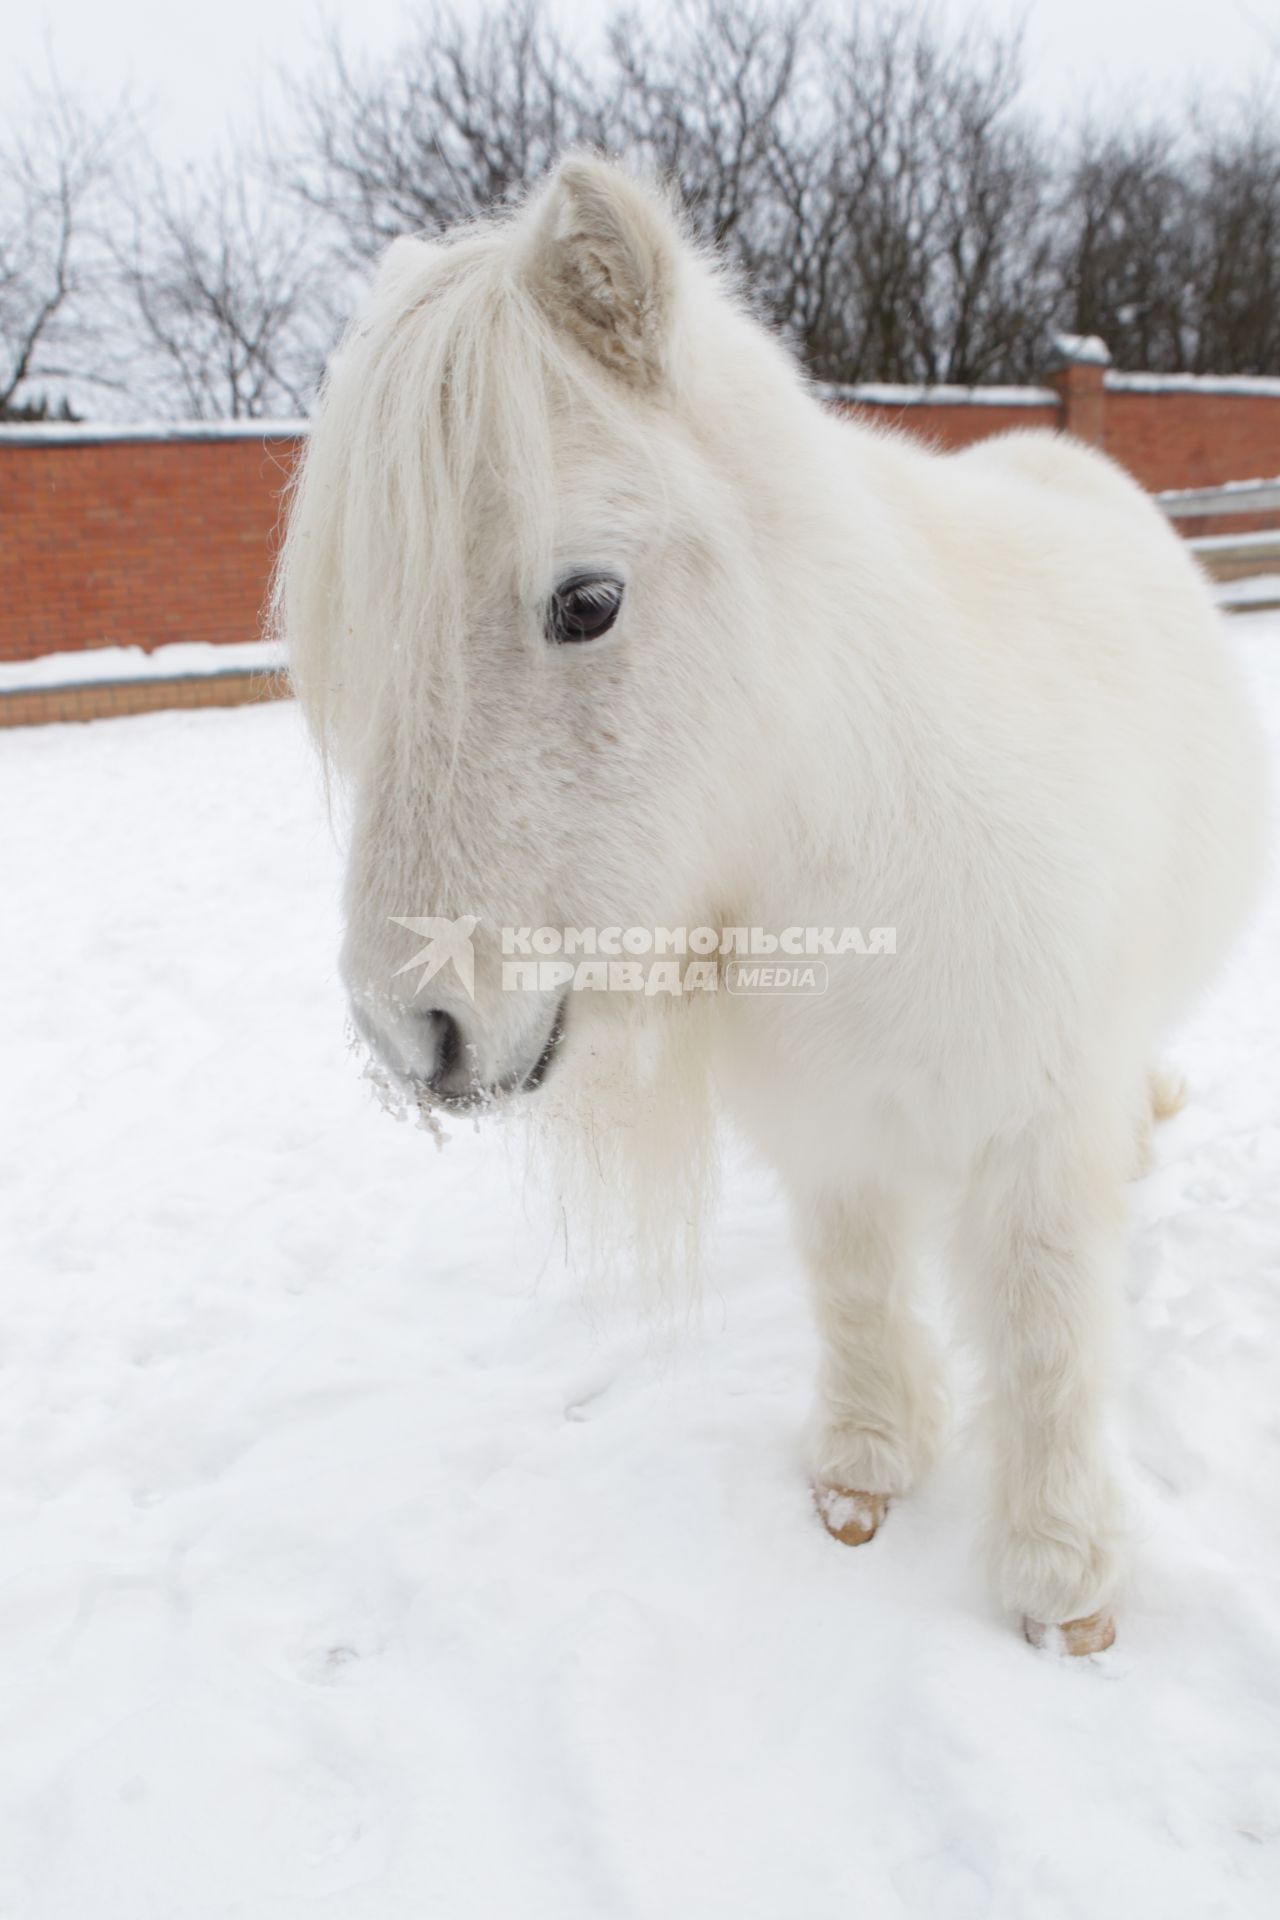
top-left (2, 618), bottom-right (1279, 1920)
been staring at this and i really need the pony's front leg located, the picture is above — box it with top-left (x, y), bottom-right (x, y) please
top-left (957, 1113), bottom-right (1127, 1652)
top-left (802, 1185), bottom-right (944, 1545)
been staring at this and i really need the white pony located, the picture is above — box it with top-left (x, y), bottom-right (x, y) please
top-left (278, 156), bottom-right (1266, 1653)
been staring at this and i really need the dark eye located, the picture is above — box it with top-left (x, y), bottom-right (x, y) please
top-left (547, 574), bottom-right (624, 645)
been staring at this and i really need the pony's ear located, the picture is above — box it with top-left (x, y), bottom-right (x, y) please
top-left (523, 155), bottom-right (679, 390)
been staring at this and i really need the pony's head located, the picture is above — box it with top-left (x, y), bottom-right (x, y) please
top-left (278, 156), bottom-right (812, 1173)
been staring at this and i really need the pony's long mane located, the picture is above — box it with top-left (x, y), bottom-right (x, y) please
top-left (521, 984), bottom-right (722, 1316)
top-left (275, 214), bottom-right (671, 785)
top-left (275, 205), bottom-right (722, 1308)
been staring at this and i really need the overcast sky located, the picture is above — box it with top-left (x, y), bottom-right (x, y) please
top-left (8, 0), bottom-right (1278, 167)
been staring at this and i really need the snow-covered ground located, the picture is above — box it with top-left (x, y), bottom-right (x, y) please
top-left (2, 617), bottom-right (1279, 1920)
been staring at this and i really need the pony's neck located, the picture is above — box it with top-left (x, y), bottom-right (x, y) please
top-left (724, 391), bottom-right (929, 913)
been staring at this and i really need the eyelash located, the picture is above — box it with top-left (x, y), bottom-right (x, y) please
top-left (546, 574), bottom-right (625, 645)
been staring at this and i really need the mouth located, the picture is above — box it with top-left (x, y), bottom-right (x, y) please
top-left (415, 992), bottom-right (568, 1114)
top-left (517, 994), bottom-right (567, 1094)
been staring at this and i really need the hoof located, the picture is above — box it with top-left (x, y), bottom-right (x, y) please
top-left (1150, 1065), bottom-right (1188, 1123)
top-left (1023, 1610), bottom-right (1116, 1656)
top-left (813, 1484), bottom-right (889, 1546)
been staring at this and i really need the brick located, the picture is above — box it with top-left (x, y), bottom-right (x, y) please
top-left (1, 435), bottom-right (303, 667)
top-left (2, 397), bottom-right (1278, 682)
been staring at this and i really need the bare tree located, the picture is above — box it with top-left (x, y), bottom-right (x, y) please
top-left (783, 9), bottom-right (1055, 386)
top-left (0, 89), bottom-right (122, 418)
top-left (1053, 125), bottom-right (1197, 371)
top-left (1051, 92), bottom-right (1280, 376)
top-left (49, 0), bottom-right (1270, 415)
top-left (288, 0), bottom-right (1059, 389)
top-left (916, 24), bottom-right (1057, 383)
top-left (115, 156), bottom-right (336, 418)
top-left (291, 0), bottom-right (607, 263)
top-left (609, 0), bottom-right (808, 254)
top-left (1188, 100), bottom-right (1280, 375)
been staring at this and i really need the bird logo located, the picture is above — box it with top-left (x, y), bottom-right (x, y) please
top-left (389, 915), bottom-right (480, 1001)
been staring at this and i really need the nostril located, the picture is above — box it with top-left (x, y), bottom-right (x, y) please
top-left (424, 1007), bottom-right (464, 1088)
top-left (349, 998), bottom-right (475, 1100)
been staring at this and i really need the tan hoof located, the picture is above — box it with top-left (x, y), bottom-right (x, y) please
top-left (813, 1484), bottom-right (889, 1546)
top-left (1150, 1065), bottom-right (1188, 1123)
top-left (1023, 1610), bottom-right (1116, 1656)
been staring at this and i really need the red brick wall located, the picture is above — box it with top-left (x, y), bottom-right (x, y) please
top-left (838, 378), bottom-right (1280, 491)
top-left (1103, 388), bottom-right (1280, 492)
top-left (0, 430), bottom-right (300, 665)
top-left (2, 382), bottom-right (1278, 668)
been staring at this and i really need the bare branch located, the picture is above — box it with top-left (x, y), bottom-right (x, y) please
top-left (0, 88), bottom-right (125, 417)
top-left (112, 152), bottom-right (340, 419)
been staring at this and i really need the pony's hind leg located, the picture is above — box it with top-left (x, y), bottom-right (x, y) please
top-left (801, 1184), bottom-right (944, 1545)
top-left (955, 1104), bottom-right (1128, 1649)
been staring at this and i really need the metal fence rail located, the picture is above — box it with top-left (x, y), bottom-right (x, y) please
top-left (1157, 477), bottom-right (1280, 520)
top-left (1153, 478), bottom-right (1280, 609)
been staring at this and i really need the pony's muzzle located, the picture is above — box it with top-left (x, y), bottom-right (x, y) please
top-left (374, 1000), bottom-right (484, 1107)
top-left (351, 989), bottom-right (567, 1112)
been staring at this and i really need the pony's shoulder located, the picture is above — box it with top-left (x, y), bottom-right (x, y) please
top-left (954, 426), bottom-right (1145, 513)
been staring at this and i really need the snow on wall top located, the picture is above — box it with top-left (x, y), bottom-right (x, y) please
top-left (0, 419), bottom-right (307, 447)
top-left (1107, 372), bottom-right (1280, 398)
top-left (822, 382), bottom-right (1057, 408)
top-left (1048, 331), bottom-right (1112, 367)
top-left (7, 395), bottom-right (1067, 434)
top-left (2, 365), bottom-right (1278, 445)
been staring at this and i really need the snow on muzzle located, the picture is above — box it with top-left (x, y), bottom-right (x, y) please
top-left (348, 981), bottom-right (568, 1113)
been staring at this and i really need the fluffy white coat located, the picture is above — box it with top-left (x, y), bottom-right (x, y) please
top-left (278, 157), bottom-right (1267, 1635)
